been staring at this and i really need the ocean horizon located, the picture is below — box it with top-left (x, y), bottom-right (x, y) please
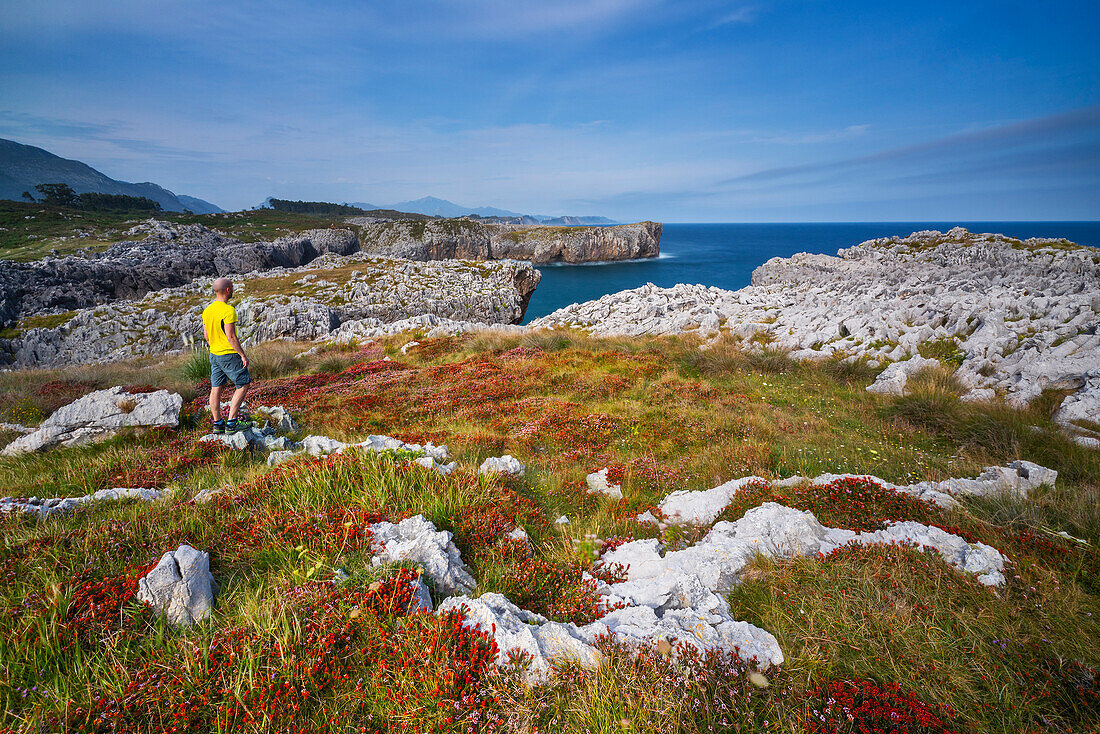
top-left (521, 221), bottom-right (1100, 323)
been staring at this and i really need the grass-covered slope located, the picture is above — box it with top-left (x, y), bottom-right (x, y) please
top-left (1, 333), bottom-right (1097, 733)
top-left (0, 201), bottom-right (361, 262)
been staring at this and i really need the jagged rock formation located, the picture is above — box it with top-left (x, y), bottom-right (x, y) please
top-left (1, 386), bottom-right (182, 455)
top-left (370, 516), bottom-right (476, 595)
top-left (353, 218), bottom-right (661, 264)
top-left (0, 220), bottom-right (358, 327)
top-left (2, 253), bottom-right (540, 367)
top-left (137, 544), bottom-right (216, 626)
top-left (533, 228), bottom-right (1100, 433)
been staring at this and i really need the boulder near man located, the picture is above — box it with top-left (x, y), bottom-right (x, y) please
top-left (202, 278), bottom-right (254, 434)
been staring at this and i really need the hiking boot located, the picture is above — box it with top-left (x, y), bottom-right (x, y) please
top-left (226, 418), bottom-right (254, 434)
top-left (212, 420), bottom-right (226, 435)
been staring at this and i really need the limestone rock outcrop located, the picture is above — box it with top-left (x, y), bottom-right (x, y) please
top-left (0, 487), bottom-right (163, 518)
top-left (355, 219), bottom-right (661, 264)
top-left (2, 254), bottom-right (540, 368)
top-left (0, 220), bottom-right (358, 326)
top-left (2, 386), bottom-right (182, 455)
top-left (137, 544), bottom-right (216, 626)
top-left (533, 228), bottom-right (1100, 427)
top-left (370, 516), bottom-right (476, 595)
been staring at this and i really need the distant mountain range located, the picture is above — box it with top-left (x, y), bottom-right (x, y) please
top-left (343, 196), bottom-right (617, 225)
top-left (0, 138), bottom-right (223, 214)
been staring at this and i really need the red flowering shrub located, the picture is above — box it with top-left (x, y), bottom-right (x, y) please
top-left (809, 678), bottom-right (961, 734)
top-left (490, 539), bottom-right (626, 625)
top-left (103, 434), bottom-right (227, 488)
top-left (720, 477), bottom-right (943, 533)
top-left (60, 563), bottom-right (157, 642)
top-left (58, 569), bottom-right (502, 734)
top-left (604, 456), bottom-right (689, 494)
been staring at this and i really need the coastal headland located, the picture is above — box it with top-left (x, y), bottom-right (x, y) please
top-left (1, 210), bottom-right (1097, 733)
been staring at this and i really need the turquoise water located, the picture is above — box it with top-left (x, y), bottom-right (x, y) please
top-left (521, 222), bottom-right (1100, 322)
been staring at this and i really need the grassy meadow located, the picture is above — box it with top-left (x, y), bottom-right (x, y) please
top-left (0, 331), bottom-right (1097, 733)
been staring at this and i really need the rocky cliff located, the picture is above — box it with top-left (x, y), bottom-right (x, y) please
top-left (351, 219), bottom-right (661, 264)
top-left (533, 228), bottom-right (1100, 440)
top-left (0, 220), bottom-right (359, 327)
top-left (1, 253), bottom-right (540, 368)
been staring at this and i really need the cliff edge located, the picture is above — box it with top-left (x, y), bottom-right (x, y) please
top-left (351, 219), bottom-right (661, 264)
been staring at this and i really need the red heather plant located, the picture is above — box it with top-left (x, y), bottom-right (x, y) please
top-left (60, 562), bottom-right (158, 643)
top-left (490, 539), bottom-right (627, 625)
top-left (809, 678), bottom-right (961, 734)
top-left (605, 456), bottom-right (690, 494)
top-left (721, 477), bottom-right (945, 532)
top-left (54, 570), bottom-right (502, 734)
top-left (103, 433), bottom-right (227, 488)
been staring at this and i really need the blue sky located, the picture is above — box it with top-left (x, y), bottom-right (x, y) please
top-left (1, 0), bottom-right (1097, 221)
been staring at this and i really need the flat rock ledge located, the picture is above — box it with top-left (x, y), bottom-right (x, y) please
top-left (0, 487), bottom-right (163, 519)
top-left (2, 387), bottom-right (182, 456)
top-left (532, 228), bottom-right (1100, 428)
top-left (656, 461), bottom-right (1056, 526)
top-left (137, 544), bottom-right (216, 627)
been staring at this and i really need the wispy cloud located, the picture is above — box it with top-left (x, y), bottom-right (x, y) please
top-left (750, 124), bottom-right (870, 145)
top-left (715, 106), bottom-right (1100, 189)
top-left (708, 4), bottom-right (758, 28)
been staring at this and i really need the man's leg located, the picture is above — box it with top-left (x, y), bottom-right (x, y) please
top-left (209, 384), bottom-right (224, 422)
top-left (227, 383), bottom-right (249, 421)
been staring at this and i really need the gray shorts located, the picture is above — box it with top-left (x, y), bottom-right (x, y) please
top-left (210, 353), bottom-right (251, 388)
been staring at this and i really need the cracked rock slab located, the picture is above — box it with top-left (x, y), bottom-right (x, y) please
top-left (2, 387), bottom-right (182, 456)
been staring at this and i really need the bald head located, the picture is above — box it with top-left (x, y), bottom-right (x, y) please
top-left (212, 278), bottom-right (233, 295)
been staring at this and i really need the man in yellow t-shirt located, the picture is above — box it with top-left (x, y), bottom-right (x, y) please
top-left (201, 278), bottom-right (253, 434)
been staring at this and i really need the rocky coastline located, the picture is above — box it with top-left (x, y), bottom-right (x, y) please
top-left (352, 218), bottom-right (661, 264)
top-left (0, 220), bottom-right (359, 326)
top-left (533, 228), bottom-right (1100, 440)
top-left (1, 252), bottom-right (539, 367)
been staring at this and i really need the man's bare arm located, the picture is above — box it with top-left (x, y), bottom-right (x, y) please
top-left (224, 323), bottom-right (249, 368)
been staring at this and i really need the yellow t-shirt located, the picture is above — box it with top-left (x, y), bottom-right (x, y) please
top-left (202, 301), bottom-right (238, 356)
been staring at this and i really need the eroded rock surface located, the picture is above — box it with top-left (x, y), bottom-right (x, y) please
top-left (137, 544), bottom-right (216, 626)
top-left (4, 254), bottom-right (540, 367)
top-left (0, 220), bottom-right (358, 326)
top-left (370, 516), bottom-right (476, 595)
top-left (2, 386), bottom-right (182, 455)
top-left (355, 219), bottom-right (661, 264)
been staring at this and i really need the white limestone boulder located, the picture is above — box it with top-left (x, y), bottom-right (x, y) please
top-left (437, 593), bottom-right (601, 683)
top-left (137, 544), bottom-right (216, 626)
top-left (586, 468), bottom-right (623, 500)
top-left (2, 387), bottom-right (182, 456)
top-left (866, 356), bottom-right (941, 395)
top-left (479, 455), bottom-right (526, 477)
top-left (370, 515), bottom-right (476, 594)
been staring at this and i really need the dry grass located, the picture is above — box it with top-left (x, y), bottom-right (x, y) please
top-left (1, 330), bottom-right (1098, 732)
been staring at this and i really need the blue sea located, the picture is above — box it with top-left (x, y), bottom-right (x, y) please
top-left (521, 221), bottom-right (1100, 323)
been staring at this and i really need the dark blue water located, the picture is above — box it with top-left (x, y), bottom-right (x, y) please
top-left (522, 222), bottom-right (1100, 322)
